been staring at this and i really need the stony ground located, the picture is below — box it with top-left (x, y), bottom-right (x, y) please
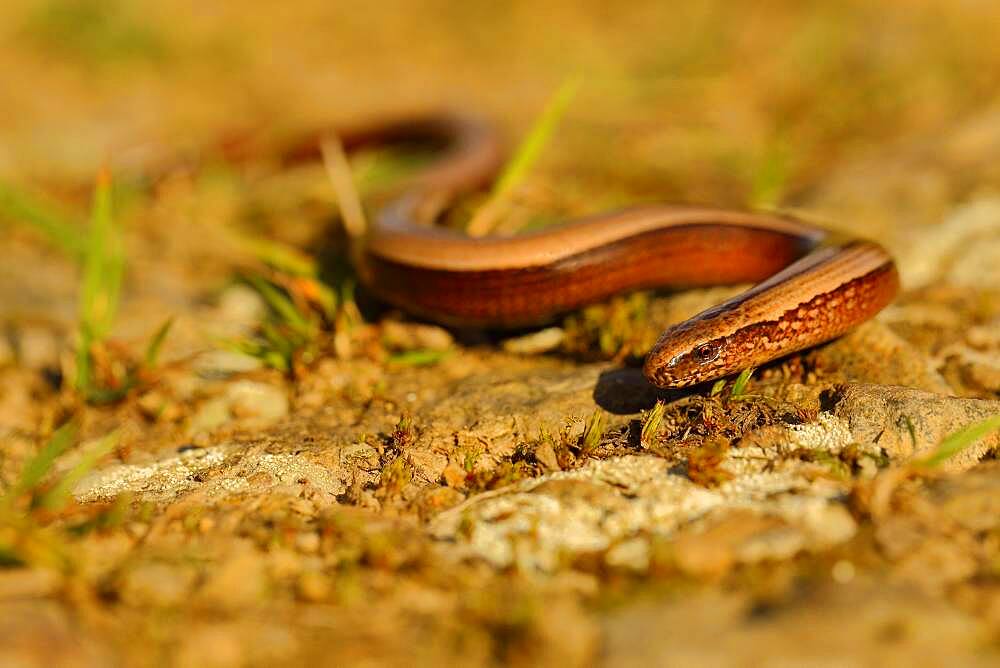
top-left (2, 1), bottom-right (1000, 666)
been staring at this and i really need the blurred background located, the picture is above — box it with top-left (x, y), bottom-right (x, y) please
top-left (4, 0), bottom-right (1000, 341)
top-left (3, 0), bottom-right (999, 205)
top-left (3, 2), bottom-right (1000, 666)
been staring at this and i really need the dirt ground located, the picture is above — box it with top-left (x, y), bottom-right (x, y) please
top-left (2, 1), bottom-right (1000, 666)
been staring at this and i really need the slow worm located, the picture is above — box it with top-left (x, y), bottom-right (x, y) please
top-left (275, 114), bottom-right (899, 388)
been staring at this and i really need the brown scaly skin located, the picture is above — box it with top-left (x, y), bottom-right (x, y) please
top-left (643, 262), bottom-right (900, 388)
top-left (216, 113), bottom-right (902, 389)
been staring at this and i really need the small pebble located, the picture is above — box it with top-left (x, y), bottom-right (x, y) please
top-left (295, 531), bottom-right (321, 554)
top-left (533, 439), bottom-right (561, 472)
top-left (297, 571), bottom-right (332, 602)
top-left (16, 326), bottom-right (61, 370)
top-left (962, 359), bottom-right (1000, 393)
top-left (605, 538), bottom-right (651, 572)
top-left (502, 327), bottom-right (565, 354)
top-left (381, 320), bottom-right (454, 351)
top-left (137, 391), bottom-right (173, 421)
top-left (194, 350), bottom-right (263, 378)
top-left (216, 284), bottom-right (267, 330)
top-left (966, 320), bottom-right (1000, 349)
top-left (0, 568), bottom-right (62, 599)
top-left (226, 380), bottom-right (289, 421)
top-left (121, 562), bottom-right (196, 608)
top-left (199, 551), bottom-right (268, 611)
top-left (832, 559), bottom-right (856, 584)
top-left (190, 397), bottom-right (231, 433)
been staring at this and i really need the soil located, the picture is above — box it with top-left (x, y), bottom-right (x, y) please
top-left (2, 2), bottom-right (1000, 666)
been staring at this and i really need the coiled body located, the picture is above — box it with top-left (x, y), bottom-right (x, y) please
top-left (287, 114), bottom-right (900, 388)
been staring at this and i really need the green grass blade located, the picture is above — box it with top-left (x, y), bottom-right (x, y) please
top-left (314, 281), bottom-right (339, 321)
top-left (467, 75), bottom-right (580, 235)
top-left (245, 275), bottom-right (312, 334)
top-left (84, 382), bottom-right (134, 405)
top-left (731, 367), bottom-right (755, 398)
top-left (387, 349), bottom-right (452, 367)
top-left (143, 316), bottom-right (175, 367)
top-left (915, 414), bottom-right (1000, 468)
top-left (337, 279), bottom-right (361, 329)
top-left (1, 421), bottom-right (77, 506)
top-left (0, 180), bottom-right (86, 258)
top-left (492, 76), bottom-right (580, 198)
top-left (580, 409), bottom-right (606, 454)
top-left (75, 334), bottom-right (93, 394)
top-left (230, 234), bottom-right (317, 277)
top-left (640, 401), bottom-right (666, 447)
top-left (76, 169), bottom-right (124, 393)
top-left (38, 431), bottom-right (119, 511)
top-left (350, 146), bottom-right (437, 194)
top-left (748, 137), bottom-right (791, 209)
top-left (80, 169), bottom-right (123, 341)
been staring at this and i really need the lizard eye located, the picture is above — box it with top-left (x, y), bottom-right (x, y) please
top-left (691, 341), bottom-right (722, 365)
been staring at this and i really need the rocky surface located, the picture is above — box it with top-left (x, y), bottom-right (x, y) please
top-left (1, 2), bottom-right (1000, 666)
